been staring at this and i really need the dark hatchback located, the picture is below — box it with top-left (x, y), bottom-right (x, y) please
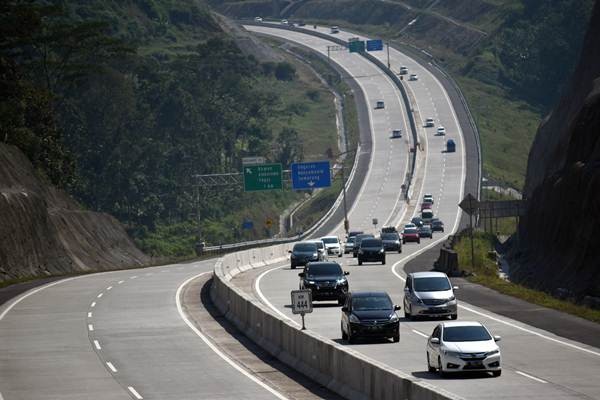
top-left (341, 291), bottom-right (401, 343)
top-left (419, 224), bottom-right (433, 238)
top-left (352, 233), bottom-right (374, 257)
top-left (289, 242), bottom-right (319, 269)
top-left (381, 232), bottom-right (402, 253)
top-left (358, 238), bottom-right (386, 265)
top-left (299, 262), bottom-right (349, 305)
top-left (431, 219), bottom-right (445, 232)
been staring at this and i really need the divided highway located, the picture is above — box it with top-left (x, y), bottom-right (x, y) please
top-left (241, 25), bottom-right (600, 400)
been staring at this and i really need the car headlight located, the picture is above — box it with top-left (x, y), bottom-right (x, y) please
top-left (336, 278), bottom-right (347, 284)
top-left (487, 349), bottom-right (500, 356)
top-left (379, 248), bottom-right (385, 253)
top-left (448, 295), bottom-right (456, 302)
top-left (349, 314), bottom-right (360, 323)
top-left (389, 313), bottom-right (399, 322)
top-left (312, 253), bottom-right (318, 258)
top-left (444, 350), bottom-right (460, 357)
top-left (395, 241), bottom-right (400, 244)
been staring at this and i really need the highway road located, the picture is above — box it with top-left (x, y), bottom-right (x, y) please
top-left (0, 261), bottom-right (288, 400)
top-left (241, 25), bottom-right (600, 400)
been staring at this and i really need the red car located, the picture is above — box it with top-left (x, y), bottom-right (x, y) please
top-left (402, 227), bottom-right (421, 244)
top-left (421, 202), bottom-right (432, 211)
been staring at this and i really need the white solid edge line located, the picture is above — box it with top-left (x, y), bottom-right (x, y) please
top-left (515, 371), bottom-right (548, 384)
top-left (128, 386), bottom-right (143, 400)
top-left (176, 272), bottom-right (289, 400)
top-left (412, 329), bottom-right (429, 338)
top-left (94, 340), bottom-right (101, 350)
top-left (255, 266), bottom-right (300, 327)
top-left (106, 361), bottom-right (117, 373)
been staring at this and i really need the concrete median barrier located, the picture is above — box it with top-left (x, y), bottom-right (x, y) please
top-left (211, 244), bottom-right (463, 400)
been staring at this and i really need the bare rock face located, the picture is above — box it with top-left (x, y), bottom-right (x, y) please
top-left (514, 2), bottom-right (600, 298)
top-left (0, 144), bottom-right (150, 283)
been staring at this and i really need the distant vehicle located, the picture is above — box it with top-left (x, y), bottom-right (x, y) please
top-left (421, 202), bottom-right (432, 211)
top-left (404, 223), bottom-right (417, 230)
top-left (419, 224), bottom-right (433, 238)
top-left (331, 26), bottom-right (340, 34)
top-left (424, 117), bottom-right (435, 127)
top-left (381, 226), bottom-right (398, 234)
top-left (358, 238), bottom-right (386, 265)
top-left (353, 233), bottom-right (374, 257)
top-left (410, 217), bottom-right (424, 228)
top-left (347, 230), bottom-right (363, 240)
top-left (299, 261), bottom-right (349, 305)
top-left (399, 66), bottom-right (408, 75)
top-left (392, 129), bottom-right (402, 138)
top-left (409, 74), bottom-right (418, 81)
top-left (289, 242), bottom-right (320, 269)
top-left (321, 236), bottom-right (343, 257)
top-left (426, 321), bottom-right (502, 377)
top-left (402, 227), bottom-right (420, 244)
top-left (305, 239), bottom-right (328, 260)
top-left (422, 209), bottom-right (434, 224)
top-left (281, 19), bottom-right (289, 25)
top-left (341, 291), bottom-right (401, 343)
top-left (431, 219), bottom-right (445, 232)
top-left (423, 194), bottom-right (434, 204)
top-left (446, 139), bottom-right (456, 152)
top-left (436, 126), bottom-right (446, 136)
top-left (375, 100), bottom-right (385, 109)
top-left (254, 17), bottom-right (263, 23)
top-left (381, 232), bottom-right (402, 253)
top-left (298, 20), bottom-right (306, 26)
top-left (404, 271), bottom-right (458, 320)
top-left (344, 237), bottom-right (356, 254)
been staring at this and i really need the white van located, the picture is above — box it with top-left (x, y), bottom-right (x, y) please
top-left (422, 209), bottom-right (434, 223)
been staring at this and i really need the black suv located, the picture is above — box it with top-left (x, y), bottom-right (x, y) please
top-left (299, 262), bottom-right (349, 305)
top-left (289, 242), bottom-right (319, 269)
top-left (352, 233), bottom-right (374, 257)
top-left (341, 291), bottom-right (401, 343)
top-left (358, 238), bottom-right (386, 265)
top-left (381, 232), bottom-right (402, 253)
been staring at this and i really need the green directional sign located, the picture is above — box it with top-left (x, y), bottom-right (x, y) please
top-left (348, 40), bottom-right (365, 53)
top-left (243, 163), bottom-right (283, 192)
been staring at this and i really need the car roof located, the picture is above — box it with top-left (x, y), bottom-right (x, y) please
top-left (441, 321), bottom-right (483, 328)
top-left (410, 271), bottom-right (449, 279)
top-left (295, 241), bottom-right (317, 246)
top-left (305, 239), bottom-right (324, 243)
top-left (320, 236), bottom-right (338, 240)
top-left (306, 261), bottom-right (341, 268)
top-left (350, 291), bottom-right (390, 298)
top-left (447, 139), bottom-right (455, 143)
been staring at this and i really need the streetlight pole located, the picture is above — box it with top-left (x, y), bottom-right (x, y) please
top-left (330, 148), bottom-right (356, 237)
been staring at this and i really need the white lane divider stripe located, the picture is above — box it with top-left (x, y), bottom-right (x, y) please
top-left (91, 302), bottom-right (96, 308)
top-left (118, 280), bottom-right (125, 284)
top-left (128, 386), bottom-right (143, 399)
top-left (516, 370), bottom-right (548, 384)
top-left (106, 286), bottom-right (113, 291)
top-left (106, 362), bottom-right (117, 373)
top-left (93, 340), bottom-right (101, 350)
top-left (130, 276), bottom-right (137, 280)
top-left (87, 312), bottom-right (92, 318)
top-left (88, 324), bottom-right (94, 332)
top-left (412, 329), bottom-right (429, 338)
top-left (97, 293), bottom-right (103, 298)
top-left (176, 272), bottom-right (289, 400)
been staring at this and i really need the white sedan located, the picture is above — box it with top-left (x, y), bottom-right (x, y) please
top-left (426, 321), bottom-right (502, 377)
top-left (436, 126), bottom-right (446, 136)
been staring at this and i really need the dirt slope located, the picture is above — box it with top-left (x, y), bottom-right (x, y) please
top-left (0, 144), bottom-right (150, 283)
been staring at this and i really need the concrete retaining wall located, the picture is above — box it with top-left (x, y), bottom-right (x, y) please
top-left (211, 244), bottom-right (463, 400)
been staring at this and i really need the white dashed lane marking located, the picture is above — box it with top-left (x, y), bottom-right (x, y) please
top-left (516, 371), bottom-right (548, 384)
top-left (93, 340), bottom-right (101, 350)
top-left (88, 324), bottom-right (94, 332)
top-left (128, 387), bottom-right (143, 399)
top-left (90, 302), bottom-right (96, 308)
top-left (106, 362), bottom-right (118, 373)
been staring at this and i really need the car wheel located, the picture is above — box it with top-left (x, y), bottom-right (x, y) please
top-left (404, 308), bottom-right (411, 318)
top-left (393, 330), bottom-right (400, 343)
top-left (451, 313), bottom-right (458, 320)
top-left (338, 297), bottom-right (345, 306)
top-left (402, 240), bottom-right (406, 244)
top-left (492, 370), bottom-right (502, 377)
top-left (382, 258), bottom-right (386, 265)
top-left (427, 353), bottom-right (436, 373)
top-left (341, 323), bottom-right (348, 340)
top-left (291, 264), bottom-right (296, 269)
top-left (348, 331), bottom-right (355, 344)
top-left (417, 239), bottom-right (421, 244)
top-left (438, 356), bottom-right (447, 377)
top-left (338, 254), bottom-right (342, 258)
top-left (398, 249), bottom-right (402, 254)
top-left (358, 259), bottom-right (363, 266)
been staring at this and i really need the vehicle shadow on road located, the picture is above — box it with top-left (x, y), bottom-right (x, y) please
top-left (412, 371), bottom-right (495, 380)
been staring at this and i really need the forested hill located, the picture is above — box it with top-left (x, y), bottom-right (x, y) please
top-left (1, 1), bottom-right (306, 255)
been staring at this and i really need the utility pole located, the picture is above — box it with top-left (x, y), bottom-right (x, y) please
top-left (387, 42), bottom-right (391, 69)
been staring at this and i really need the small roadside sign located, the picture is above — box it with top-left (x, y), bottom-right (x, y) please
top-left (242, 220), bottom-right (253, 230)
top-left (372, 218), bottom-right (378, 226)
top-left (242, 156), bottom-right (266, 165)
top-left (291, 290), bottom-right (313, 314)
top-left (265, 218), bottom-right (273, 228)
top-left (459, 193), bottom-right (480, 215)
top-left (243, 163), bottom-right (283, 191)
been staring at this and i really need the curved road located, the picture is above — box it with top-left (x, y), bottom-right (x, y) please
top-left (242, 25), bottom-right (600, 400)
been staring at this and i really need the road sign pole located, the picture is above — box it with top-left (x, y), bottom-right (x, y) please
top-left (341, 164), bottom-right (349, 237)
top-left (387, 42), bottom-right (390, 69)
top-left (301, 312), bottom-right (306, 330)
top-left (469, 196), bottom-right (475, 271)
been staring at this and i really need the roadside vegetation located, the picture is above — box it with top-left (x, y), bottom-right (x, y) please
top-left (454, 232), bottom-right (600, 323)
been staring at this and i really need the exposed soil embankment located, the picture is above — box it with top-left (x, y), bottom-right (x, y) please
top-left (0, 144), bottom-right (150, 283)
top-left (513, 3), bottom-right (600, 299)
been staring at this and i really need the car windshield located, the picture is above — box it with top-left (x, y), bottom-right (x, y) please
top-left (381, 233), bottom-right (399, 240)
top-left (414, 277), bottom-right (451, 291)
top-left (294, 243), bottom-right (317, 252)
top-left (310, 241), bottom-right (324, 249)
top-left (346, 237), bottom-right (355, 244)
top-left (443, 326), bottom-right (491, 342)
top-left (352, 295), bottom-right (392, 311)
top-left (321, 238), bottom-right (338, 244)
top-left (361, 239), bottom-right (381, 247)
top-left (404, 228), bottom-right (418, 234)
top-left (420, 226), bottom-right (431, 232)
top-left (306, 263), bottom-right (342, 276)
top-left (422, 211), bottom-right (433, 218)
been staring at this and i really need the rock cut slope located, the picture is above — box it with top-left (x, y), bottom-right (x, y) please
top-left (0, 144), bottom-right (150, 283)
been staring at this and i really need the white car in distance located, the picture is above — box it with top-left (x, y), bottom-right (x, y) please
top-left (424, 117), bottom-right (434, 127)
top-left (409, 74), bottom-right (418, 81)
top-left (254, 17), bottom-right (263, 22)
top-left (320, 236), bottom-right (343, 257)
top-left (399, 66), bottom-right (408, 75)
top-left (426, 321), bottom-right (502, 377)
top-left (392, 129), bottom-right (402, 138)
top-left (436, 126), bottom-right (446, 136)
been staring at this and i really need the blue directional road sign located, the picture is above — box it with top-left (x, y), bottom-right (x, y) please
top-left (291, 161), bottom-right (331, 190)
top-left (366, 39), bottom-right (383, 51)
top-left (242, 220), bottom-right (254, 230)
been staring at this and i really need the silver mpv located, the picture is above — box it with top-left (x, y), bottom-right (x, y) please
top-left (403, 271), bottom-right (458, 320)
